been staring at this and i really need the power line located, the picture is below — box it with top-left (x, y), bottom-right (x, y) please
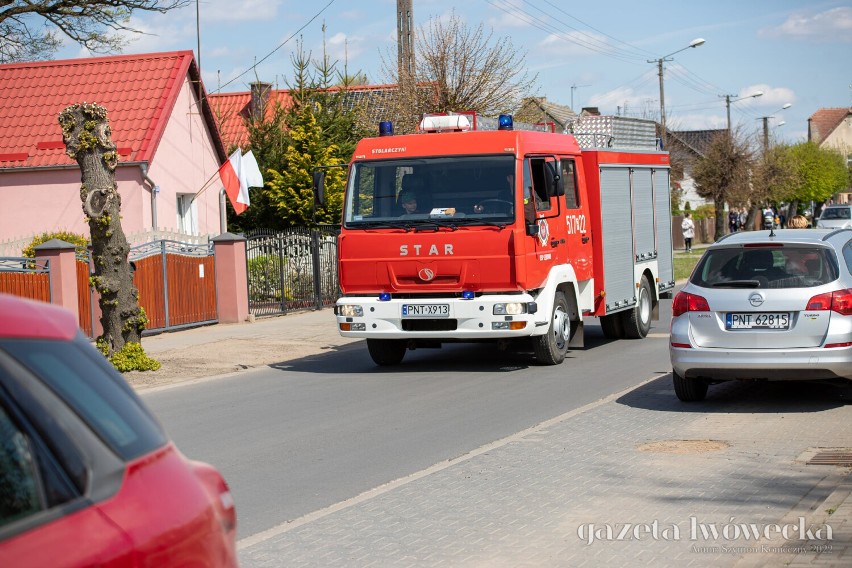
top-left (485, 0), bottom-right (647, 63)
top-left (208, 0), bottom-right (338, 95)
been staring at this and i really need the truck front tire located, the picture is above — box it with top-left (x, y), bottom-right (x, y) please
top-left (367, 339), bottom-right (407, 366)
top-left (533, 291), bottom-right (571, 365)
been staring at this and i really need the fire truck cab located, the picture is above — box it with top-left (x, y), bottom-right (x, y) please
top-left (326, 112), bottom-right (674, 365)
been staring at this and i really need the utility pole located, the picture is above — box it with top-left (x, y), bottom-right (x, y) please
top-left (397, 0), bottom-right (415, 83)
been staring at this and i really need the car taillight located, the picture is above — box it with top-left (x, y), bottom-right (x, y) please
top-left (672, 291), bottom-right (710, 317)
top-left (192, 461), bottom-right (237, 534)
top-left (806, 289), bottom-right (852, 315)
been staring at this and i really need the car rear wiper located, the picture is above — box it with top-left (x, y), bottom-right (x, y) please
top-left (712, 280), bottom-right (761, 288)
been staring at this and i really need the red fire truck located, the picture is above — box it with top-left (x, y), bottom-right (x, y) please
top-left (315, 111), bottom-right (674, 365)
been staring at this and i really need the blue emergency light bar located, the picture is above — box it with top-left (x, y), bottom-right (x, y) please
top-left (379, 121), bottom-right (394, 136)
top-left (498, 115), bottom-right (513, 130)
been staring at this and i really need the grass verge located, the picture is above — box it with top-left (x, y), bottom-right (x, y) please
top-left (673, 249), bottom-right (704, 282)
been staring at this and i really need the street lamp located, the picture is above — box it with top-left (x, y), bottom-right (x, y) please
top-left (648, 38), bottom-right (705, 148)
top-left (760, 103), bottom-right (792, 152)
top-left (723, 90), bottom-right (764, 132)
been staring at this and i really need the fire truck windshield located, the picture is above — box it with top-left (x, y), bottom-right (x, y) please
top-left (343, 155), bottom-right (516, 227)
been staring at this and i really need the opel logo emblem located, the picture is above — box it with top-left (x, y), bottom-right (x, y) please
top-left (748, 292), bottom-right (764, 307)
top-left (418, 268), bottom-right (435, 282)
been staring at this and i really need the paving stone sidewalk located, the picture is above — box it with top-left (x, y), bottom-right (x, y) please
top-left (235, 372), bottom-right (850, 567)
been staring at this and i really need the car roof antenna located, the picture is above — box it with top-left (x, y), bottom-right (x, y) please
top-left (769, 224), bottom-right (776, 237)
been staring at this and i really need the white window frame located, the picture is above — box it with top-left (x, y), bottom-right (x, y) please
top-left (176, 193), bottom-right (198, 235)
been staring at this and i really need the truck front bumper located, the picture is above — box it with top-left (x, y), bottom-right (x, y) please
top-left (335, 295), bottom-right (547, 340)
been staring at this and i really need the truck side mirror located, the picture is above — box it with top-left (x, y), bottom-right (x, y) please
top-left (312, 170), bottom-right (326, 208)
top-left (545, 162), bottom-right (562, 197)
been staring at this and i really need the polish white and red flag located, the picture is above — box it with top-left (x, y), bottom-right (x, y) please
top-left (219, 149), bottom-right (264, 215)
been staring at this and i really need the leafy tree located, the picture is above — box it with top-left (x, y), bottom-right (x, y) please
top-left (59, 102), bottom-right (159, 371)
top-left (243, 39), bottom-right (368, 230)
top-left (266, 106), bottom-right (345, 225)
top-left (691, 130), bottom-right (754, 240)
top-left (751, 143), bottom-right (802, 216)
top-left (0, 0), bottom-right (187, 63)
top-left (381, 10), bottom-right (539, 133)
top-left (786, 142), bottom-right (849, 214)
top-left (226, 99), bottom-right (291, 233)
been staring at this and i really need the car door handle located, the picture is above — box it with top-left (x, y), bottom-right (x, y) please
top-left (581, 236), bottom-right (590, 244)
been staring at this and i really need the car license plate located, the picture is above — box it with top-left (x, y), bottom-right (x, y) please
top-left (726, 312), bottom-right (790, 330)
top-left (402, 304), bottom-right (449, 318)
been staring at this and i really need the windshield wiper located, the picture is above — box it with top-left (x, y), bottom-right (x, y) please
top-left (346, 221), bottom-right (414, 231)
top-left (450, 218), bottom-right (510, 228)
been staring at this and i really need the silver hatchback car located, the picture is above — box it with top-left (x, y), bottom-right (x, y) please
top-left (670, 228), bottom-right (852, 401)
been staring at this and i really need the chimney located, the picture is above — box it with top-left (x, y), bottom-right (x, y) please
top-left (249, 81), bottom-right (272, 120)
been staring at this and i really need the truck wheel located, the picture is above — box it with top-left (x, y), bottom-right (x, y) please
top-left (622, 275), bottom-right (652, 339)
top-left (367, 339), bottom-right (406, 366)
top-left (599, 314), bottom-right (624, 339)
top-left (672, 370), bottom-right (708, 402)
top-left (533, 291), bottom-right (570, 365)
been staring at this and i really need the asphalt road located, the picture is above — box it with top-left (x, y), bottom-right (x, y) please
top-left (142, 308), bottom-right (675, 540)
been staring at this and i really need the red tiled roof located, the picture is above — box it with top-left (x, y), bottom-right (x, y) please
top-left (808, 108), bottom-right (850, 145)
top-left (209, 83), bottom-right (402, 150)
top-left (0, 51), bottom-right (225, 168)
top-left (210, 90), bottom-right (292, 149)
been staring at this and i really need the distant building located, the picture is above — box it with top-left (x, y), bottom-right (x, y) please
top-left (808, 107), bottom-right (852, 204)
top-left (0, 51), bottom-right (227, 255)
top-left (667, 129), bottom-right (724, 210)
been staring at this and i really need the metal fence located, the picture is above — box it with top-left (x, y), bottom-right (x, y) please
top-left (245, 226), bottom-right (339, 317)
top-left (129, 240), bottom-right (218, 333)
top-left (0, 257), bottom-right (51, 302)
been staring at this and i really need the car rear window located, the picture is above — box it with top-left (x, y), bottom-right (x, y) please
top-left (821, 207), bottom-right (851, 220)
top-left (0, 336), bottom-right (167, 461)
top-left (691, 246), bottom-right (839, 289)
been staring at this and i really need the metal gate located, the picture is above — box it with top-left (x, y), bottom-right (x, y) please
top-left (245, 226), bottom-right (339, 317)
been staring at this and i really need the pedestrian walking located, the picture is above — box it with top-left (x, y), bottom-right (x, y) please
top-left (728, 209), bottom-right (739, 233)
top-left (681, 213), bottom-right (695, 252)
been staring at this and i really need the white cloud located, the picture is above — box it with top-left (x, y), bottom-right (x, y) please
top-left (118, 14), bottom-right (196, 53)
top-left (760, 7), bottom-right (852, 42)
top-left (738, 84), bottom-right (797, 111)
top-left (202, 0), bottom-right (283, 23)
top-left (485, 0), bottom-right (533, 30)
top-left (537, 31), bottom-right (611, 58)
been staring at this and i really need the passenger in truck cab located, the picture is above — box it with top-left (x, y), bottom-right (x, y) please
top-left (398, 175), bottom-right (424, 215)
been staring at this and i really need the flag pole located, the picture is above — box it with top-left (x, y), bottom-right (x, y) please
top-left (190, 169), bottom-right (222, 205)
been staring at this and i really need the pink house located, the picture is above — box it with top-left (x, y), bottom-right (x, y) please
top-left (0, 51), bottom-right (229, 255)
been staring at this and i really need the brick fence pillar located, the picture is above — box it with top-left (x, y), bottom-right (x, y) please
top-left (213, 232), bottom-right (249, 324)
top-left (34, 239), bottom-right (79, 318)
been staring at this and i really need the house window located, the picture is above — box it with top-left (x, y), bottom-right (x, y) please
top-left (176, 194), bottom-right (198, 235)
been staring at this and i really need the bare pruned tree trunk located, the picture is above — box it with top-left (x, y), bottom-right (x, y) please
top-left (59, 102), bottom-right (147, 356)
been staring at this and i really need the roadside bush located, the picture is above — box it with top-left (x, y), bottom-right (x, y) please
top-left (22, 231), bottom-right (89, 257)
top-left (248, 254), bottom-right (285, 302)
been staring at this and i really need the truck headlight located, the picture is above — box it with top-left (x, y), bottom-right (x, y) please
top-left (493, 302), bottom-right (527, 315)
top-left (337, 304), bottom-right (364, 317)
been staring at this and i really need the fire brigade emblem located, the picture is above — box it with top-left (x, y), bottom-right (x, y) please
top-left (418, 267), bottom-right (436, 282)
top-left (537, 219), bottom-right (549, 246)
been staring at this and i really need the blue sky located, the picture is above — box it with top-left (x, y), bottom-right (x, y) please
top-left (58, 0), bottom-right (852, 145)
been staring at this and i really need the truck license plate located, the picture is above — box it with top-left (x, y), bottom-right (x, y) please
top-left (402, 304), bottom-right (449, 318)
top-left (726, 312), bottom-right (790, 330)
